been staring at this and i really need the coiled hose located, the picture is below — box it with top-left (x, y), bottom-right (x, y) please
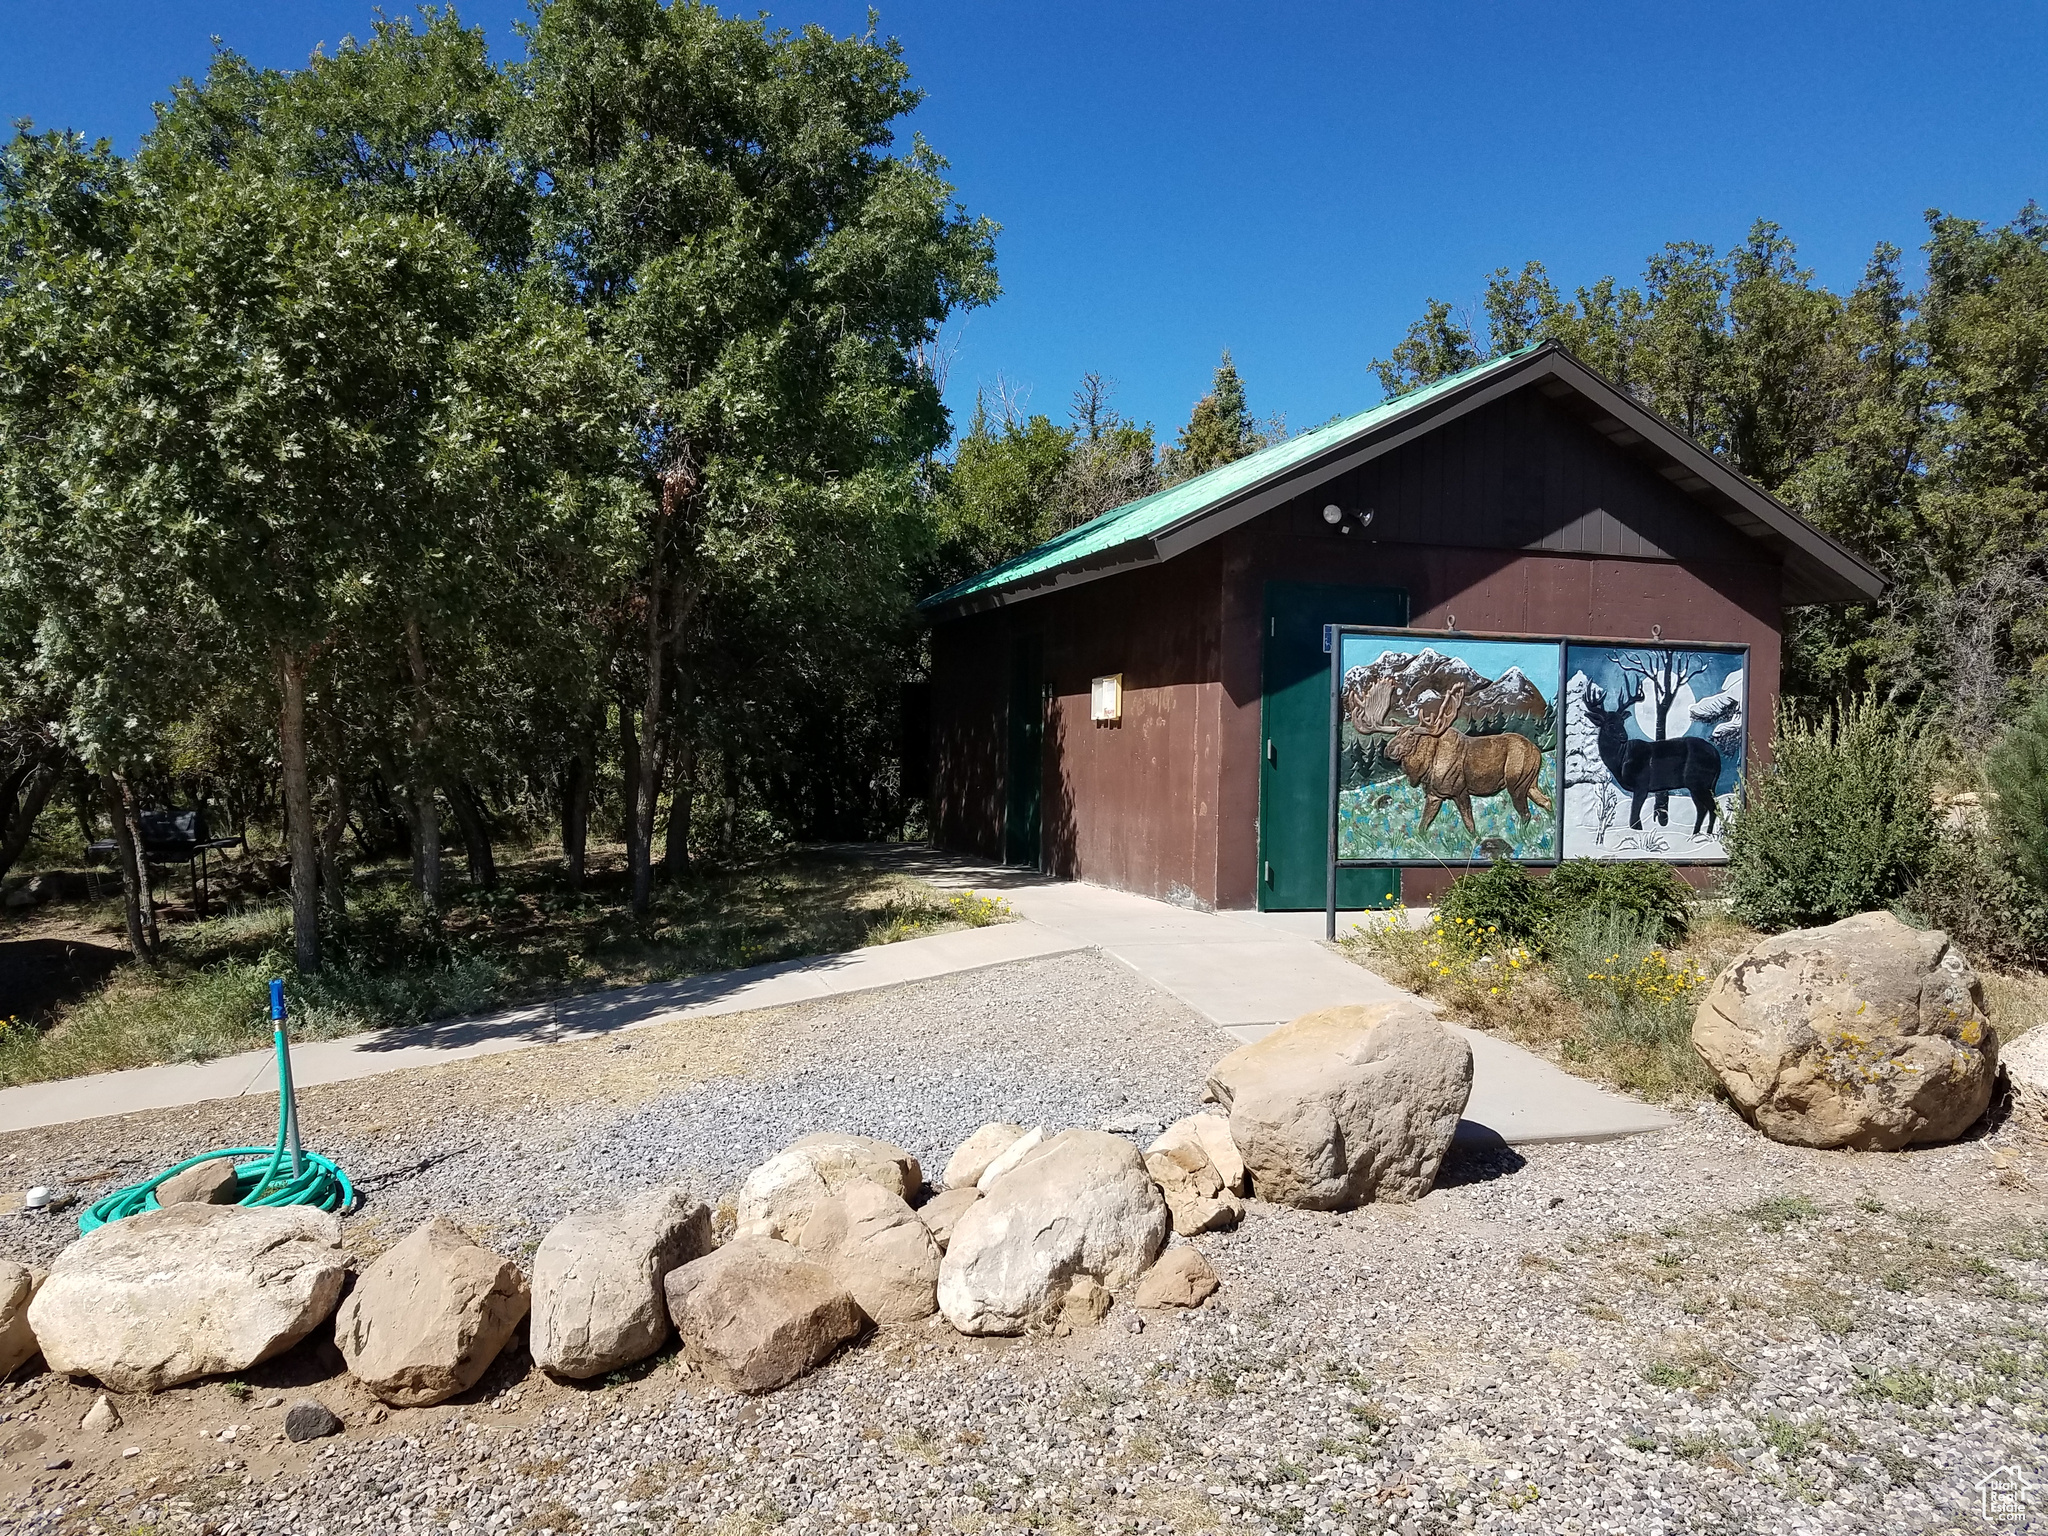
top-left (79, 987), bottom-right (355, 1231)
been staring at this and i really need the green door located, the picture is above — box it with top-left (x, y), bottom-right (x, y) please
top-left (1257, 582), bottom-right (1407, 910)
top-left (1004, 636), bottom-right (1043, 867)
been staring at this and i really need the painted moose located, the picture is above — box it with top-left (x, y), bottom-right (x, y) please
top-left (1349, 678), bottom-right (1552, 837)
top-left (1583, 682), bottom-right (1723, 835)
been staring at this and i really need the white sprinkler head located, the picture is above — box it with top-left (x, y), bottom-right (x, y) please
top-left (23, 1186), bottom-right (51, 1210)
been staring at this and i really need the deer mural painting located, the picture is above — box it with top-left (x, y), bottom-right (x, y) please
top-left (1583, 681), bottom-right (1723, 835)
top-left (1560, 643), bottom-right (1745, 860)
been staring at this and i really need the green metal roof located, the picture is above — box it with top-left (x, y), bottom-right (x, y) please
top-left (920, 345), bottom-right (1542, 612)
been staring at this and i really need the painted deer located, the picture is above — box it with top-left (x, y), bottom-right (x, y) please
top-left (1583, 682), bottom-right (1723, 835)
top-left (1350, 679), bottom-right (1552, 836)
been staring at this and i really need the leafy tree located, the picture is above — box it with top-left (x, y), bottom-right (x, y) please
top-left (929, 396), bottom-right (1075, 580)
top-left (1058, 372), bottom-right (1159, 526)
top-left (923, 369), bottom-right (1163, 593)
top-left (1374, 210), bottom-right (2048, 741)
top-left (1987, 686), bottom-right (2048, 893)
top-left (1371, 301), bottom-right (1482, 398)
top-left (0, 83), bottom-right (632, 969)
top-left (512, 0), bottom-right (999, 912)
top-left (133, 13), bottom-right (641, 920)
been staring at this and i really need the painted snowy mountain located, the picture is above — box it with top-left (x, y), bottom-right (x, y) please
top-left (1464, 665), bottom-right (1548, 720)
top-left (1343, 648), bottom-right (1548, 725)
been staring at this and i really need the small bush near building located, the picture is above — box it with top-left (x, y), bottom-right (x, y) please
top-left (1903, 830), bottom-right (2048, 971)
top-left (1434, 858), bottom-right (1693, 953)
top-left (1722, 694), bottom-right (1942, 931)
top-left (1432, 861), bottom-right (1552, 947)
top-left (1343, 860), bottom-right (1719, 1101)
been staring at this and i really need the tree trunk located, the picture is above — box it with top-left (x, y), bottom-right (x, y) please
top-left (561, 744), bottom-right (592, 892)
top-left (72, 777), bottom-right (98, 848)
top-left (450, 780), bottom-right (497, 888)
top-left (99, 773), bottom-right (151, 962)
top-left (664, 735), bottom-right (695, 880)
top-left (319, 769), bottom-right (352, 913)
top-left (116, 773), bottom-right (161, 953)
top-left (278, 651), bottom-right (320, 973)
top-left (402, 618), bottom-right (443, 920)
top-left (628, 467), bottom-right (694, 917)
top-left (0, 750), bottom-right (61, 886)
top-left (620, 698), bottom-right (647, 906)
top-left (411, 778), bottom-right (443, 918)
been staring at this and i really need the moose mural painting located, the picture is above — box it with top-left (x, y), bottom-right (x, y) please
top-left (1560, 644), bottom-right (1746, 861)
top-left (1336, 636), bottom-right (1562, 864)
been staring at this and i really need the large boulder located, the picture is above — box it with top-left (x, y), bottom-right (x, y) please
top-left (797, 1180), bottom-right (941, 1324)
top-left (916, 1186), bottom-right (981, 1252)
top-left (0, 1261), bottom-right (45, 1379)
top-left (663, 1237), bottom-right (865, 1393)
top-left (531, 1184), bottom-right (712, 1380)
top-left (1144, 1118), bottom-right (1245, 1236)
top-left (735, 1132), bottom-right (923, 1242)
top-left (2005, 1026), bottom-right (2048, 1133)
top-left (937, 1129), bottom-right (1170, 1336)
top-left (1692, 912), bottom-right (1999, 1150)
top-left (1204, 1002), bottom-right (1472, 1209)
top-left (335, 1218), bottom-right (530, 1407)
top-left (941, 1124), bottom-right (1026, 1190)
top-left (29, 1204), bottom-right (346, 1392)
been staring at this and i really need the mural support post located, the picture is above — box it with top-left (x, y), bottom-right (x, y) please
top-left (1326, 626), bottom-right (1340, 942)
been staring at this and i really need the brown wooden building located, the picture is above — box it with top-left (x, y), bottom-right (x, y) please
top-left (918, 343), bottom-right (1879, 910)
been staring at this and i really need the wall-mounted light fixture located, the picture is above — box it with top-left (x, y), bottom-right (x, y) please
top-left (1322, 504), bottom-right (1375, 536)
top-left (1090, 673), bottom-right (1123, 723)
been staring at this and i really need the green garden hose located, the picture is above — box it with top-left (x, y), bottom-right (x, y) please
top-left (79, 982), bottom-right (355, 1232)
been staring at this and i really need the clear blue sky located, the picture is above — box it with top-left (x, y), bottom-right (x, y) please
top-left (7, 2), bottom-right (2044, 444)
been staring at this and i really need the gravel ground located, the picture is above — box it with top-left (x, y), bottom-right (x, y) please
top-left (2, 949), bottom-right (2046, 1536)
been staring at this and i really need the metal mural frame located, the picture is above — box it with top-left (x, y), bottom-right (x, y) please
top-left (1323, 624), bottom-right (1751, 940)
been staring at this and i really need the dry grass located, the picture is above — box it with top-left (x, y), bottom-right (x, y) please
top-left (1982, 966), bottom-right (2048, 1046)
top-left (0, 846), bottom-right (1007, 1086)
top-left (1344, 898), bottom-right (2048, 1105)
top-left (1338, 905), bottom-right (1754, 1103)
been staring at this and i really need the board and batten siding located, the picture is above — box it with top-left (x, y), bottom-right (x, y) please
top-left (928, 380), bottom-right (1788, 910)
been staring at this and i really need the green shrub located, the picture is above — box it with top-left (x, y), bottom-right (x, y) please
top-left (1544, 860), bottom-right (1692, 944)
top-left (1903, 829), bottom-right (2048, 969)
top-left (1548, 906), bottom-right (1710, 1091)
top-left (1434, 860), bottom-right (1550, 947)
top-left (1988, 688), bottom-right (2048, 893)
top-left (1434, 858), bottom-right (1693, 955)
top-left (1722, 694), bottom-right (1941, 930)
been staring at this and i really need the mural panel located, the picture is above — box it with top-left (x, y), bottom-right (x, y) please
top-left (1560, 644), bottom-right (1746, 860)
top-left (1336, 636), bottom-right (1562, 863)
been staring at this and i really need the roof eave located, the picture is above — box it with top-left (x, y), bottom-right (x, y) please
top-left (923, 340), bottom-right (1884, 619)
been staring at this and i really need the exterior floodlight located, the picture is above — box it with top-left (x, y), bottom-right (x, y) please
top-left (1322, 504), bottom-right (1343, 525)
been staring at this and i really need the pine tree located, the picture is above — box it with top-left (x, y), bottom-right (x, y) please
top-left (1168, 352), bottom-right (1265, 480)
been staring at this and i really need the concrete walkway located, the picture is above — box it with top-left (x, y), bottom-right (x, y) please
top-left (0, 849), bottom-right (1675, 1146)
top-left (847, 848), bottom-right (1676, 1147)
top-left (0, 920), bottom-right (1084, 1134)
